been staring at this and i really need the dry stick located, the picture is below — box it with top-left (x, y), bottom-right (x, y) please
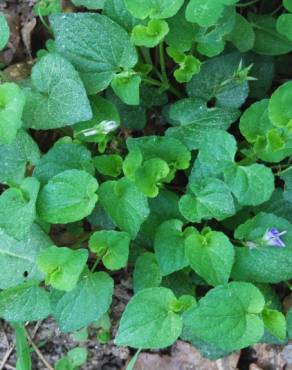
top-left (3, 364), bottom-right (16, 370)
top-left (0, 321), bottom-right (43, 370)
top-left (0, 346), bottom-right (15, 370)
top-left (25, 330), bottom-right (55, 370)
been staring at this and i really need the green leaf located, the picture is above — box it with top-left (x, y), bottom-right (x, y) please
top-left (250, 14), bottom-right (292, 55)
top-left (187, 53), bottom-right (249, 109)
top-left (52, 271), bottom-right (113, 332)
top-left (123, 147), bottom-right (143, 180)
top-left (55, 357), bottom-right (74, 370)
top-left (185, 0), bottom-right (224, 27)
top-left (277, 14), bottom-right (292, 41)
top-left (0, 129), bottom-right (40, 185)
top-left (127, 136), bottom-right (191, 171)
top-left (182, 282), bottom-right (265, 351)
top-left (34, 0), bottom-right (61, 16)
top-left (228, 14), bottom-right (255, 52)
top-left (37, 169), bottom-right (98, 224)
top-left (281, 167), bottom-right (292, 203)
top-left (13, 323), bottom-right (32, 370)
top-left (190, 130), bottom-right (236, 181)
top-left (23, 53), bottom-right (92, 130)
top-left (111, 71), bottom-right (141, 105)
top-left (0, 83), bottom-right (26, 144)
top-left (195, 7), bottom-right (236, 58)
top-left (0, 12), bottom-right (9, 50)
top-left (132, 19), bottom-right (169, 47)
top-left (115, 287), bottom-right (182, 348)
top-left (167, 49), bottom-right (201, 83)
top-left (133, 252), bottom-right (162, 293)
top-left (89, 230), bottom-right (130, 270)
top-left (0, 224), bottom-right (51, 289)
top-left (165, 99), bottom-right (239, 150)
top-left (33, 142), bottom-right (94, 185)
top-left (50, 13), bottom-right (138, 94)
top-left (232, 212), bottom-right (292, 283)
top-left (185, 229), bottom-right (235, 286)
top-left (179, 178), bottom-right (235, 223)
top-left (269, 81), bottom-right (292, 127)
top-left (140, 189), bottom-right (182, 240)
top-left (37, 246), bottom-right (88, 291)
top-left (165, 6), bottom-right (199, 52)
top-left (103, 0), bottom-right (141, 32)
top-left (224, 163), bottom-right (274, 206)
top-left (67, 347), bottom-right (88, 367)
top-left (94, 154), bottom-right (123, 177)
top-left (124, 0), bottom-right (184, 19)
top-left (73, 95), bottom-right (120, 143)
top-left (284, 0), bottom-right (292, 12)
top-left (0, 281), bottom-right (50, 322)
top-left (99, 177), bottom-right (150, 239)
top-left (134, 158), bottom-right (170, 197)
top-left (262, 308), bottom-right (287, 341)
top-left (154, 219), bottom-right (193, 276)
top-left (240, 99), bottom-right (273, 143)
top-left (0, 177), bottom-right (39, 240)
top-left (72, 0), bottom-right (105, 9)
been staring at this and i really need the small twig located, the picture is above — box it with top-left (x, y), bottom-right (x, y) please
top-left (25, 330), bottom-right (55, 370)
top-left (4, 364), bottom-right (16, 370)
top-left (0, 346), bottom-right (15, 370)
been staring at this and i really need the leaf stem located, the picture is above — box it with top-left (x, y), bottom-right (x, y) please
top-left (236, 0), bottom-right (260, 7)
top-left (91, 258), bottom-right (101, 272)
top-left (159, 42), bottom-right (168, 84)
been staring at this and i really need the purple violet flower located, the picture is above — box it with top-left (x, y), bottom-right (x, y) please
top-left (263, 228), bottom-right (287, 248)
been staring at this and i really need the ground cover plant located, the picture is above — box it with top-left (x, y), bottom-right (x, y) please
top-left (0, 0), bottom-right (292, 368)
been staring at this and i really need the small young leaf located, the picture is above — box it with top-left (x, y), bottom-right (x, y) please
top-left (111, 71), bottom-right (141, 105)
top-left (34, 0), bottom-right (61, 16)
top-left (94, 154), bottom-right (123, 177)
top-left (89, 230), bottom-right (130, 270)
top-left (98, 177), bottom-right (150, 239)
top-left (134, 158), bottom-right (170, 197)
top-left (124, 0), bottom-right (184, 20)
top-left (37, 246), bottom-right (88, 291)
top-left (132, 19), bottom-right (169, 48)
top-left (67, 347), bottom-right (88, 367)
top-left (185, 229), bottom-right (235, 286)
top-left (115, 287), bottom-right (182, 348)
top-left (37, 169), bottom-right (98, 224)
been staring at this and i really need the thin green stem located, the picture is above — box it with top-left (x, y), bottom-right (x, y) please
top-left (159, 42), bottom-right (168, 84)
top-left (236, 0), bottom-right (259, 7)
top-left (142, 77), bottom-right (164, 87)
top-left (91, 258), bottom-right (101, 273)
